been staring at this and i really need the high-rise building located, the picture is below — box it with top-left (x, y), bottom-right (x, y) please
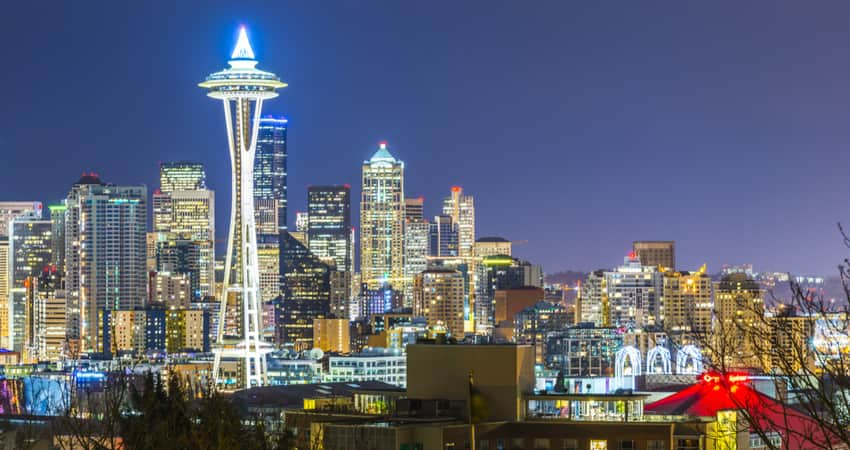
top-left (149, 271), bottom-right (192, 309)
top-left (429, 215), bottom-right (458, 258)
top-left (9, 211), bottom-right (52, 353)
top-left (633, 241), bottom-right (676, 269)
top-left (0, 238), bottom-right (7, 349)
top-left (159, 161), bottom-right (206, 193)
top-left (279, 231), bottom-right (331, 351)
top-left (155, 239), bottom-right (201, 299)
top-left (579, 254), bottom-right (663, 328)
top-left (65, 174), bottom-right (147, 354)
top-left (404, 197), bottom-right (424, 222)
top-left (0, 202), bottom-right (41, 237)
top-left (442, 187), bottom-right (475, 259)
top-left (661, 267), bottom-right (713, 343)
top-left (360, 142), bottom-right (404, 289)
top-left (475, 255), bottom-right (540, 333)
top-left (307, 185), bottom-right (352, 272)
top-left (714, 273), bottom-right (764, 368)
top-left (48, 204), bottom-right (66, 274)
top-left (254, 116), bottom-right (288, 235)
top-left (257, 243), bottom-right (280, 302)
top-left (153, 162), bottom-right (215, 300)
top-left (33, 266), bottom-right (66, 361)
top-left (474, 237), bottom-right (512, 258)
top-left (0, 202), bottom-right (41, 349)
top-left (403, 218), bottom-right (429, 306)
top-left (313, 318), bottom-right (350, 353)
top-left (413, 268), bottom-right (466, 337)
top-left (200, 27), bottom-right (286, 388)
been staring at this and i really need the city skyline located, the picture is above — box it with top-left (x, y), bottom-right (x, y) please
top-left (3, 2), bottom-right (850, 276)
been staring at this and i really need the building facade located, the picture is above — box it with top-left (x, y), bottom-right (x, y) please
top-left (254, 116), bottom-right (288, 234)
top-left (360, 142), bottom-right (404, 289)
top-left (413, 268), bottom-right (466, 337)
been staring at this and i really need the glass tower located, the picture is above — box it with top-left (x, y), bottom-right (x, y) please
top-left (254, 116), bottom-right (288, 235)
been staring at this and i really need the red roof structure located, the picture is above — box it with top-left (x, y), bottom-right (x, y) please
top-left (645, 372), bottom-right (838, 450)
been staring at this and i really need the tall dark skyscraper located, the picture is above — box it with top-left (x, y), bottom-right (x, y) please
top-left (254, 116), bottom-right (288, 235)
top-left (307, 185), bottom-right (352, 273)
top-left (429, 215), bottom-right (458, 257)
top-left (279, 231), bottom-right (330, 350)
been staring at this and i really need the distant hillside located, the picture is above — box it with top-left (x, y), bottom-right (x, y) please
top-left (545, 271), bottom-right (587, 286)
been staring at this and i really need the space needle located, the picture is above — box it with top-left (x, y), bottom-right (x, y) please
top-left (200, 27), bottom-right (286, 389)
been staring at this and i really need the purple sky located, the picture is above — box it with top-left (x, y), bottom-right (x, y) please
top-left (1, 1), bottom-right (849, 276)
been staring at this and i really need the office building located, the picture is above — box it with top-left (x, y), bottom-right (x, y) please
top-left (33, 266), bottom-right (66, 361)
top-left (494, 286), bottom-right (545, 327)
top-left (475, 255), bottom-right (540, 333)
top-left (402, 217), bottom-right (429, 306)
top-left (152, 162), bottom-right (215, 300)
top-left (325, 349), bottom-right (407, 387)
top-left (165, 309), bottom-right (210, 353)
top-left (155, 239), bottom-right (202, 299)
top-left (257, 243), bottom-right (280, 302)
top-left (159, 161), bottom-right (205, 192)
top-left (428, 215), bottom-right (458, 257)
top-left (0, 202), bottom-right (41, 237)
top-left (661, 267), bottom-right (713, 342)
top-left (404, 197), bottom-right (423, 222)
top-left (360, 142), bottom-right (404, 289)
top-left (714, 273), bottom-right (765, 368)
top-left (307, 185), bottom-right (352, 272)
top-left (8, 211), bottom-right (52, 353)
top-left (313, 318), bottom-right (351, 353)
top-left (65, 174), bottom-right (147, 353)
top-left (48, 204), bottom-right (66, 274)
top-left (442, 187), bottom-right (475, 259)
top-left (280, 231), bottom-right (331, 351)
top-left (329, 271), bottom-right (352, 319)
top-left (633, 241), bottom-right (675, 269)
top-left (148, 271), bottom-right (192, 309)
top-left (358, 283), bottom-right (403, 319)
top-left (413, 268), bottom-right (466, 337)
top-left (579, 254), bottom-right (663, 328)
top-left (474, 236), bottom-right (512, 258)
top-left (254, 116), bottom-right (288, 235)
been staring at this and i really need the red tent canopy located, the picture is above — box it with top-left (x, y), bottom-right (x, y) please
top-left (645, 373), bottom-right (838, 450)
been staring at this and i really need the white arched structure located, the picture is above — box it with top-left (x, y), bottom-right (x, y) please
top-left (615, 346), bottom-right (642, 379)
top-left (675, 345), bottom-right (703, 374)
top-left (646, 345), bottom-right (672, 374)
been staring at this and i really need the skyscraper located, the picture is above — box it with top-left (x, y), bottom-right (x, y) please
top-left (307, 185), bottom-right (352, 272)
top-left (159, 161), bottom-right (206, 192)
top-left (578, 254), bottom-right (663, 328)
top-left (279, 231), bottom-right (330, 350)
top-left (661, 266), bottom-right (713, 343)
top-left (404, 197), bottom-right (424, 222)
top-left (0, 201), bottom-right (41, 349)
top-left (64, 174), bottom-right (147, 353)
top-left (199, 27), bottom-right (286, 388)
top-left (429, 215), bottom-right (458, 257)
top-left (413, 268), bottom-right (465, 337)
top-left (9, 211), bottom-right (52, 354)
top-left (474, 237), bottom-right (512, 258)
top-left (633, 241), bottom-right (676, 269)
top-left (442, 187), bottom-right (475, 259)
top-left (360, 142), bottom-right (405, 289)
top-left (254, 116), bottom-right (288, 235)
top-left (403, 216), bottom-right (429, 306)
top-left (152, 163), bottom-right (215, 299)
top-left (475, 255), bottom-right (541, 333)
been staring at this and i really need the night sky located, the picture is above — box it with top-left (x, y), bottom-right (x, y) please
top-left (2, 2), bottom-right (850, 276)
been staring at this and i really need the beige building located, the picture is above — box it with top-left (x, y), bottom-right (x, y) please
top-left (662, 267), bottom-right (713, 343)
top-left (313, 318), bottom-right (350, 353)
top-left (360, 142), bottom-right (405, 289)
top-left (442, 186), bottom-right (475, 259)
top-left (474, 236), bottom-right (512, 258)
top-left (149, 271), bottom-right (191, 308)
top-left (166, 309), bottom-right (208, 353)
top-left (633, 240), bottom-right (675, 269)
top-left (714, 273), bottom-right (765, 369)
top-left (413, 269), bottom-right (466, 337)
top-left (257, 243), bottom-right (280, 302)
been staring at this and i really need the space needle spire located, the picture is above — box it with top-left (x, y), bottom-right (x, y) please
top-left (199, 27), bottom-right (286, 390)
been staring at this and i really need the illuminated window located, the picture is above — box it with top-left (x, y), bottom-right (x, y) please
top-left (590, 440), bottom-right (607, 450)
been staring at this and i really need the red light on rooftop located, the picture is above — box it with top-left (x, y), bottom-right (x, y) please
top-left (378, 140), bottom-right (388, 149)
top-left (628, 251), bottom-right (636, 259)
top-left (451, 186), bottom-right (462, 193)
top-left (344, 184), bottom-right (351, 189)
